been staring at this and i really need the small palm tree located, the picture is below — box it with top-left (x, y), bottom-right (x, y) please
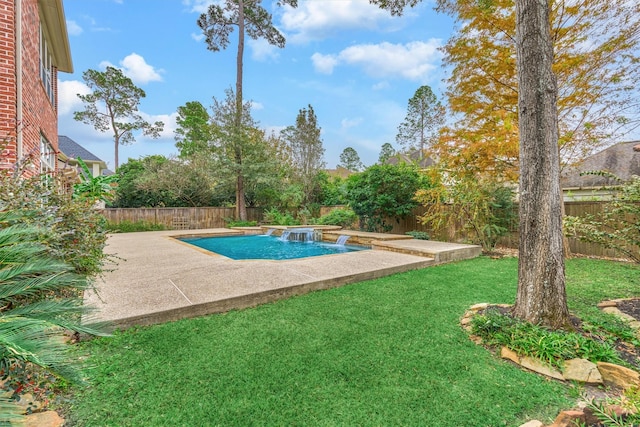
top-left (0, 211), bottom-right (108, 421)
top-left (73, 157), bottom-right (118, 203)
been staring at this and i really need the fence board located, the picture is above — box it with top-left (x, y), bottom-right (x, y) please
top-left (101, 207), bottom-right (263, 230)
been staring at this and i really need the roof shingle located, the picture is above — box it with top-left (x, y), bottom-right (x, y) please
top-left (58, 135), bottom-right (103, 162)
top-left (560, 141), bottom-right (640, 188)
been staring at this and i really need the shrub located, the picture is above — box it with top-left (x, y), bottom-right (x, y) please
top-left (315, 208), bottom-right (357, 229)
top-left (586, 387), bottom-right (640, 426)
top-left (416, 172), bottom-right (515, 252)
top-left (106, 220), bottom-right (167, 233)
top-left (0, 212), bottom-right (109, 423)
top-left (346, 164), bottom-right (431, 232)
top-left (110, 156), bottom-right (179, 207)
top-left (0, 163), bottom-right (110, 422)
top-left (316, 171), bottom-right (348, 205)
top-left (262, 208), bottom-right (300, 226)
top-left (224, 219), bottom-right (258, 228)
top-left (0, 170), bottom-right (110, 278)
top-left (406, 230), bottom-right (430, 240)
top-left (73, 157), bottom-right (118, 203)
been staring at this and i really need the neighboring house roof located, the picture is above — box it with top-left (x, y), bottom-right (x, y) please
top-left (58, 135), bottom-right (103, 162)
top-left (325, 166), bottom-right (353, 179)
top-left (39, 0), bottom-right (73, 72)
top-left (57, 135), bottom-right (108, 179)
top-left (560, 141), bottom-right (640, 189)
top-left (386, 151), bottom-right (435, 168)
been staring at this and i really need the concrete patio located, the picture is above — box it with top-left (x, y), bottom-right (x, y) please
top-left (84, 229), bottom-right (481, 330)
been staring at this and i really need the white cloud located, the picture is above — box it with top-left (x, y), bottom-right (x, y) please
top-left (280, 0), bottom-right (396, 43)
top-left (100, 53), bottom-right (163, 85)
top-left (311, 53), bottom-right (339, 75)
top-left (58, 80), bottom-right (91, 116)
top-left (265, 125), bottom-right (287, 136)
top-left (372, 81), bottom-right (390, 90)
top-left (140, 112), bottom-right (178, 140)
top-left (191, 32), bottom-right (205, 42)
top-left (249, 39), bottom-right (280, 61)
top-left (66, 20), bottom-right (83, 36)
top-left (79, 14), bottom-right (114, 32)
top-left (251, 101), bottom-right (264, 111)
top-left (182, 0), bottom-right (217, 14)
top-left (313, 40), bottom-right (443, 81)
top-left (341, 117), bottom-right (363, 129)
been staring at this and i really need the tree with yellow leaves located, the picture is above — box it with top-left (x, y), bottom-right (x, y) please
top-left (436, 0), bottom-right (640, 181)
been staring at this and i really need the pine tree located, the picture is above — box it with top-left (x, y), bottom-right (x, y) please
top-left (197, 0), bottom-right (298, 220)
top-left (281, 105), bottom-right (325, 206)
top-left (74, 67), bottom-right (164, 170)
top-left (338, 147), bottom-right (364, 172)
top-left (396, 85), bottom-right (444, 158)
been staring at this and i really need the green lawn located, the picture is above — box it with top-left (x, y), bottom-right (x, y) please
top-left (66, 256), bottom-right (639, 426)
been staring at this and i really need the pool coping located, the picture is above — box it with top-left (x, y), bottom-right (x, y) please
top-left (84, 228), bottom-right (481, 330)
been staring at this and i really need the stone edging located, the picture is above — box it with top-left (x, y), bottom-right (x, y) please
top-left (461, 303), bottom-right (640, 427)
top-left (597, 298), bottom-right (640, 334)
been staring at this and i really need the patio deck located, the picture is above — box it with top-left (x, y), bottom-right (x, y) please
top-left (84, 229), bottom-right (481, 330)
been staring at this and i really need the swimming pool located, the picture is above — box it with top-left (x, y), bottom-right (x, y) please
top-left (180, 234), bottom-right (368, 260)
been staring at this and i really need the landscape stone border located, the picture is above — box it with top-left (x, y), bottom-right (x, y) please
top-left (597, 298), bottom-right (640, 333)
top-left (460, 303), bottom-right (640, 427)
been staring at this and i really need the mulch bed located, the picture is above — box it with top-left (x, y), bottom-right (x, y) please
top-left (617, 298), bottom-right (640, 321)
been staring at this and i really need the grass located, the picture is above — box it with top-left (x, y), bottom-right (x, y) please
top-left (65, 256), bottom-right (639, 426)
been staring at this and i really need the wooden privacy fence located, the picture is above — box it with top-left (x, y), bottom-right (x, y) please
top-left (493, 201), bottom-right (638, 259)
top-left (101, 207), bottom-right (263, 230)
top-left (385, 201), bottom-right (636, 259)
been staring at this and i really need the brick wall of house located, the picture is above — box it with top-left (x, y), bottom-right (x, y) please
top-left (21, 0), bottom-right (59, 176)
top-left (0, 0), bottom-right (60, 177)
top-left (0, 0), bottom-right (17, 169)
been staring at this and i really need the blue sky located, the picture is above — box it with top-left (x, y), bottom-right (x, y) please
top-left (58, 0), bottom-right (455, 170)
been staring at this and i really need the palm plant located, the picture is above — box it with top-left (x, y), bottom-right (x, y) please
top-left (73, 157), bottom-right (118, 203)
top-left (0, 211), bottom-right (108, 421)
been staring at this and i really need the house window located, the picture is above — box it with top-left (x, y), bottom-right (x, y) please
top-left (40, 135), bottom-right (56, 174)
top-left (39, 25), bottom-right (54, 105)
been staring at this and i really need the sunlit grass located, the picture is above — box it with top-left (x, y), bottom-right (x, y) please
top-left (66, 256), bottom-right (639, 426)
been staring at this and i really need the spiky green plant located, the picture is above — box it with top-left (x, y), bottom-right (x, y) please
top-left (73, 157), bottom-right (118, 202)
top-left (0, 211), bottom-right (108, 421)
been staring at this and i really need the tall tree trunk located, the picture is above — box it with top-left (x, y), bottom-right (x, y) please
top-left (114, 138), bottom-right (119, 171)
top-left (235, 0), bottom-right (247, 221)
top-left (112, 110), bottom-right (119, 171)
top-left (512, 0), bottom-right (570, 329)
top-left (420, 108), bottom-right (425, 160)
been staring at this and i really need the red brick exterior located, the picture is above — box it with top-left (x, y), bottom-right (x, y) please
top-left (0, 0), bottom-right (61, 177)
top-left (0, 0), bottom-right (17, 168)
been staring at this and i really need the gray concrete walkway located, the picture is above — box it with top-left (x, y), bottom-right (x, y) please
top-left (85, 229), bottom-right (480, 329)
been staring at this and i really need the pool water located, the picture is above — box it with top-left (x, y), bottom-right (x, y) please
top-left (180, 235), bottom-right (368, 260)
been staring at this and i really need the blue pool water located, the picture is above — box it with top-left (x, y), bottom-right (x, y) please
top-left (180, 235), bottom-right (368, 260)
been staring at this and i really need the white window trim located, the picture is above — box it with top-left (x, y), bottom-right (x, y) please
top-left (39, 25), bottom-right (54, 105)
top-left (40, 135), bottom-right (56, 174)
